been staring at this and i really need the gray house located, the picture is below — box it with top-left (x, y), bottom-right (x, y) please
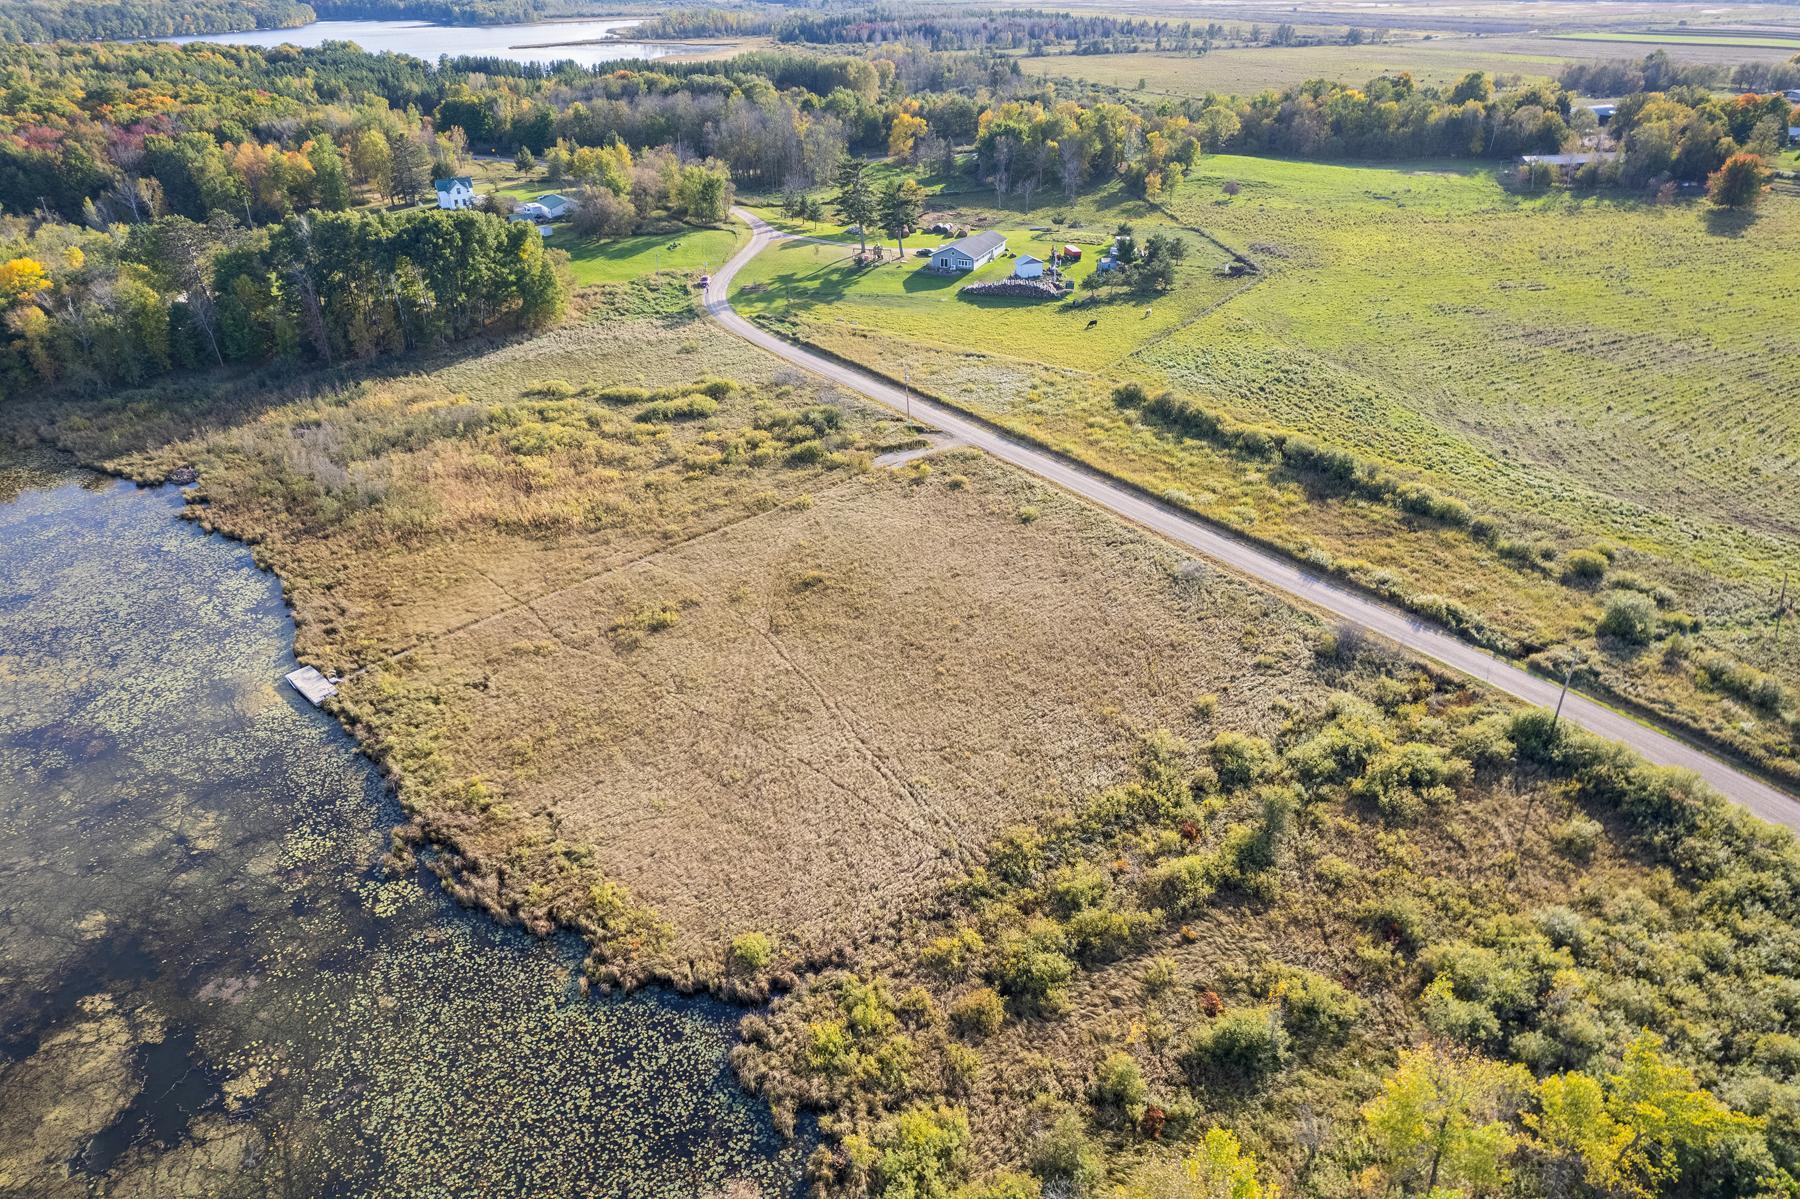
top-left (929, 231), bottom-right (1006, 273)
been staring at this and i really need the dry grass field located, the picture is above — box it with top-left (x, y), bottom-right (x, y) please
top-left (32, 279), bottom-right (1316, 985)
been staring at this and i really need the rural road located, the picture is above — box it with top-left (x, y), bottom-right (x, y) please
top-left (705, 208), bottom-right (1800, 832)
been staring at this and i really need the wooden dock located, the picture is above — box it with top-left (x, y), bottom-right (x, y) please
top-left (284, 666), bottom-right (338, 706)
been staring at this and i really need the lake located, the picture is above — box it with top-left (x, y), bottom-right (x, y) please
top-left (164, 17), bottom-right (720, 68)
top-left (0, 451), bottom-right (803, 1197)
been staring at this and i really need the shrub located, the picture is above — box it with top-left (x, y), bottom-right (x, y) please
top-left (805, 1018), bottom-right (856, 1075)
top-left (950, 987), bottom-right (1006, 1039)
top-left (1357, 895), bottom-right (1430, 954)
top-left (1181, 1007), bottom-right (1288, 1086)
top-left (1560, 549), bottom-right (1608, 585)
top-left (1142, 956), bottom-right (1181, 996)
top-left (1270, 967), bottom-right (1362, 1044)
top-left (920, 927), bottom-right (986, 980)
top-left (784, 438), bottom-right (828, 465)
top-left (1030, 1110), bottom-right (1104, 1197)
top-left (1017, 505), bottom-right (1041, 523)
top-left (1210, 731), bottom-right (1278, 790)
top-left (995, 923), bottom-right (1077, 1014)
top-left (1144, 853), bottom-right (1217, 919)
top-left (729, 931), bottom-right (774, 972)
top-left (1351, 743), bottom-right (1465, 822)
top-left (1598, 591), bottom-right (1657, 644)
top-left (1064, 905), bottom-right (1157, 964)
top-left (951, 1172), bottom-right (1040, 1199)
top-left (1093, 1052), bottom-right (1149, 1128)
top-left (1550, 814), bottom-right (1603, 861)
top-left (871, 1103), bottom-right (970, 1199)
top-left (1046, 863), bottom-right (1111, 915)
top-left (637, 394), bottom-right (718, 422)
top-left (1453, 714), bottom-right (1515, 767)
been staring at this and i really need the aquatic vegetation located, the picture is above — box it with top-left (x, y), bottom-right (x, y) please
top-left (0, 459), bottom-right (805, 1197)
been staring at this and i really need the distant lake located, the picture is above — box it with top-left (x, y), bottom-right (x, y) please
top-left (163, 17), bottom-right (720, 67)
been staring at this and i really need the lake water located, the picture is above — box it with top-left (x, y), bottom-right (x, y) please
top-left (0, 452), bottom-right (803, 1196)
top-left (163, 17), bottom-right (719, 67)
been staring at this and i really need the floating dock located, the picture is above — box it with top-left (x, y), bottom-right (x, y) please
top-left (284, 666), bottom-right (338, 706)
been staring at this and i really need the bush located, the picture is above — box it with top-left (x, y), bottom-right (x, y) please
top-left (729, 931), bottom-right (774, 972)
top-left (871, 1104), bottom-right (971, 1199)
top-left (920, 927), bottom-right (986, 979)
top-left (1030, 1110), bottom-right (1104, 1198)
top-left (1144, 853), bottom-right (1217, 918)
top-left (1142, 956), bottom-right (1181, 996)
top-left (1560, 549), bottom-right (1608, 585)
top-left (1351, 743), bottom-right (1465, 822)
top-left (1181, 1007), bottom-right (1288, 1085)
top-left (1064, 905), bottom-right (1157, 964)
top-left (1210, 731), bottom-right (1278, 790)
top-left (637, 394), bottom-right (718, 422)
top-left (1598, 591), bottom-right (1657, 644)
top-left (950, 987), bottom-right (1006, 1039)
top-left (1270, 967), bottom-right (1361, 1044)
top-left (1093, 1052), bottom-right (1149, 1128)
top-left (1550, 814), bottom-right (1603, 860)
top-left (1046, 863), bottom-right (1111, 915)
top-left (995, 923), bottom-right (1076, 1014)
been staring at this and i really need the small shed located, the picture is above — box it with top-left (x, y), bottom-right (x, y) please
top-left (929, 231), bottom-right (1007, 273)
top-left (1013, 254), bottom-right (1045, 279)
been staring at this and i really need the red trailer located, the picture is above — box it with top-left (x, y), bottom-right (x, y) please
top-left (1062, 244), bottom-right (1082, 261)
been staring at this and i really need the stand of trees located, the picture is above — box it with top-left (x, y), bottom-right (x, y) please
top-left (0, 207), bottom-right (563, 398)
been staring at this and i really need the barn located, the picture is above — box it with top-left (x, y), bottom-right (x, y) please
top-left (929, 231), bottom-right (1007, 273)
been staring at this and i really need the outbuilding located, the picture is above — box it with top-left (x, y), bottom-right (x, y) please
top-left (1013, 254), bottom-right (1045, 279)
top-left (928, 230), bottom-right (1007, 273)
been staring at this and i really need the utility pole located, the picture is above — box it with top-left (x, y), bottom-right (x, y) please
top-left (1777, 572), bottom-right (1790, 644)
top-left (903, 366), bottom-right (912, 422)
top-left (1551, 655), bottom-right (1578, 730)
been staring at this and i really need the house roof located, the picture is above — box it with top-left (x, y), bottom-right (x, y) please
top-left (434, 176), bottom-right (473, 192)
top-left (1015, 254), bottom-right (1043, 265)
top-left (1519, 152), bottom-right (1617, 166)
top-left (937, 230), bottom-right (1006, 259)
top-left (537, 193), bottom-right (572, 207)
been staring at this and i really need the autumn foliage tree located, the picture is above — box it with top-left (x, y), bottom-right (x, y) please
top-left (1707, 151), bottom-right (1768, 208)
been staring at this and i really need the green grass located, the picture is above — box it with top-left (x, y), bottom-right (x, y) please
top-left (731, 205), bottom-right (1245, 377)
top-left (547, 226), bottom-right (745, 286)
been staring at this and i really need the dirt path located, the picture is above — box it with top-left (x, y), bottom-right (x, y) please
top-left (706, 207), bottom-right (1800, 832)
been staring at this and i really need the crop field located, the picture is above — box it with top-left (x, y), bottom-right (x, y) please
top-left (1551, 29), bottom-right (1800, 49)
top-left (1022, 41), bottom-right (1573, 96)
top-left (732, 157), bottom-right (1800, 777)
top-left (1025, 27), bottom-right (1800, 97)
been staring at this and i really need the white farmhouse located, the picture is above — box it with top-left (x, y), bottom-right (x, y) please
top-left (434, 176), bottom-right (475, 210)
top-left (928, 231), bottom-right (1006, 273)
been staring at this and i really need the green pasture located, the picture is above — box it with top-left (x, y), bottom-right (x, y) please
top-left (730, 221), bottom-right (1245, 375)
top-left (547, 226), bottom-right (744, 286)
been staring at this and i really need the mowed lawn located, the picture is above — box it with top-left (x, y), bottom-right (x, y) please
top-left (547, 225), bottom-right (745, 286)
top-left (730, 224), bottom-right (1246, 375)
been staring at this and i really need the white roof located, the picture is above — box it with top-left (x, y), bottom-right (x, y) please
top-left (937, 230), bottom-right (1006, 259)
top-left (1016, 254), bottom-right (1043, 264)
